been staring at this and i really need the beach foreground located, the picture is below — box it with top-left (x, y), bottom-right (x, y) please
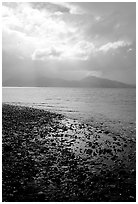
top-left (2, 104), bottom-right (136, 202)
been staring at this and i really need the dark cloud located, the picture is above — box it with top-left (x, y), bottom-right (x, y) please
top-left (74, 2), bottom-right (135, 17)
top-left (76, 3), bottom-right (136, 45)
top-left (2, 2), bottom-right (18, 8)
top-left (30, 2), bottom-right (70, 14)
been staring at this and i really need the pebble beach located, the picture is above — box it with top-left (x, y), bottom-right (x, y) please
top-left (2, 104), bottom-right (136, 202)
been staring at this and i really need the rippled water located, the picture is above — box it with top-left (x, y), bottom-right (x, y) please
top-left (2, 87), bottom-right (136, 124)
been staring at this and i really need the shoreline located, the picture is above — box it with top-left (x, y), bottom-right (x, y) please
top-left (3, 102), bottom-right (136, 141)
top-left (2, 104), bottom-right (136, 202)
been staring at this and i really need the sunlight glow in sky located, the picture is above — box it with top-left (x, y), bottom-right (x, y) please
top-left (2, 2), bottom-right (136, 84)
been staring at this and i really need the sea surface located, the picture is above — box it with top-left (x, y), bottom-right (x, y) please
top-left (2, 88), bottom-right (136, 202)
top-left (2, 87), bottom-right (136, 124)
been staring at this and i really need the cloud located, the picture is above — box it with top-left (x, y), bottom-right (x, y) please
top-left (2, 27), bottom-right (36, 57)
top-left (32, 40), bottom-right (95, 61)
top-left (49, 2), bottom-right (85, 14)
top-left (30, 2), bottom-right (70, 14)
top-left (2, 2), bottom-right (136, 84)
top-left (80, 3), bottom-right (136, 48)
top-left (99, 40), bottom-right (130, 52)
top-left (29, 2), bottom-right (85, 15)
top-left (2, 2), bottom-right (93, 61)
top-left (3, 2), bottom-right (135, 61)
top-left (32, 48), bottom-right (63, 61)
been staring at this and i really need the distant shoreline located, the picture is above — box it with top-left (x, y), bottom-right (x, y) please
top-left (2, 86), bottom-right (136, 88)
top-left (3, 75), bottom-right (136, 88)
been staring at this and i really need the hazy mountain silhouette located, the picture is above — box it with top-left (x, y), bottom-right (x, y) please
top-left (3, 75), bottom-right (135, 88)
top-left (79, 76), bottom-right (135, 88)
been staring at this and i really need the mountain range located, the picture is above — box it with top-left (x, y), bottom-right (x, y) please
top-left (3, 75), bottom-right (135, 88)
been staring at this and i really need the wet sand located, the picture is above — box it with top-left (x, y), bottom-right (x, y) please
top-left (2, 104), bottom-right (136, 202)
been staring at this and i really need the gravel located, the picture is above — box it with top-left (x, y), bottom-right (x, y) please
top-left (2, 104), bottom-right (136, 202)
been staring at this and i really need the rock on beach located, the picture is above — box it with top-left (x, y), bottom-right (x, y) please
top-left (2, 104), bottom-right (136, 202)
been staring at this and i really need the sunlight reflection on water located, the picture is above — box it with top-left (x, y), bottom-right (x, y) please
top-left (2, 87), bottom-right (136, 124)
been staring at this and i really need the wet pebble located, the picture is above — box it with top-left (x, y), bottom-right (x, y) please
top-left (85, 149), bottom-right (92, 155)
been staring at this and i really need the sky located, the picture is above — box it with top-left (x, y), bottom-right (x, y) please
top-left (2, 2), bottom-right (136, 85)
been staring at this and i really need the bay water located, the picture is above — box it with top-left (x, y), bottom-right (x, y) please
top-left (2, 87), bottom-right (135, 123)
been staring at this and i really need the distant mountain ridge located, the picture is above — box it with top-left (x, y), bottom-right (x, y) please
top-left (79, 76), bottom-right (135, 88)
top-left (3, 75), bottom-right (135, 88)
